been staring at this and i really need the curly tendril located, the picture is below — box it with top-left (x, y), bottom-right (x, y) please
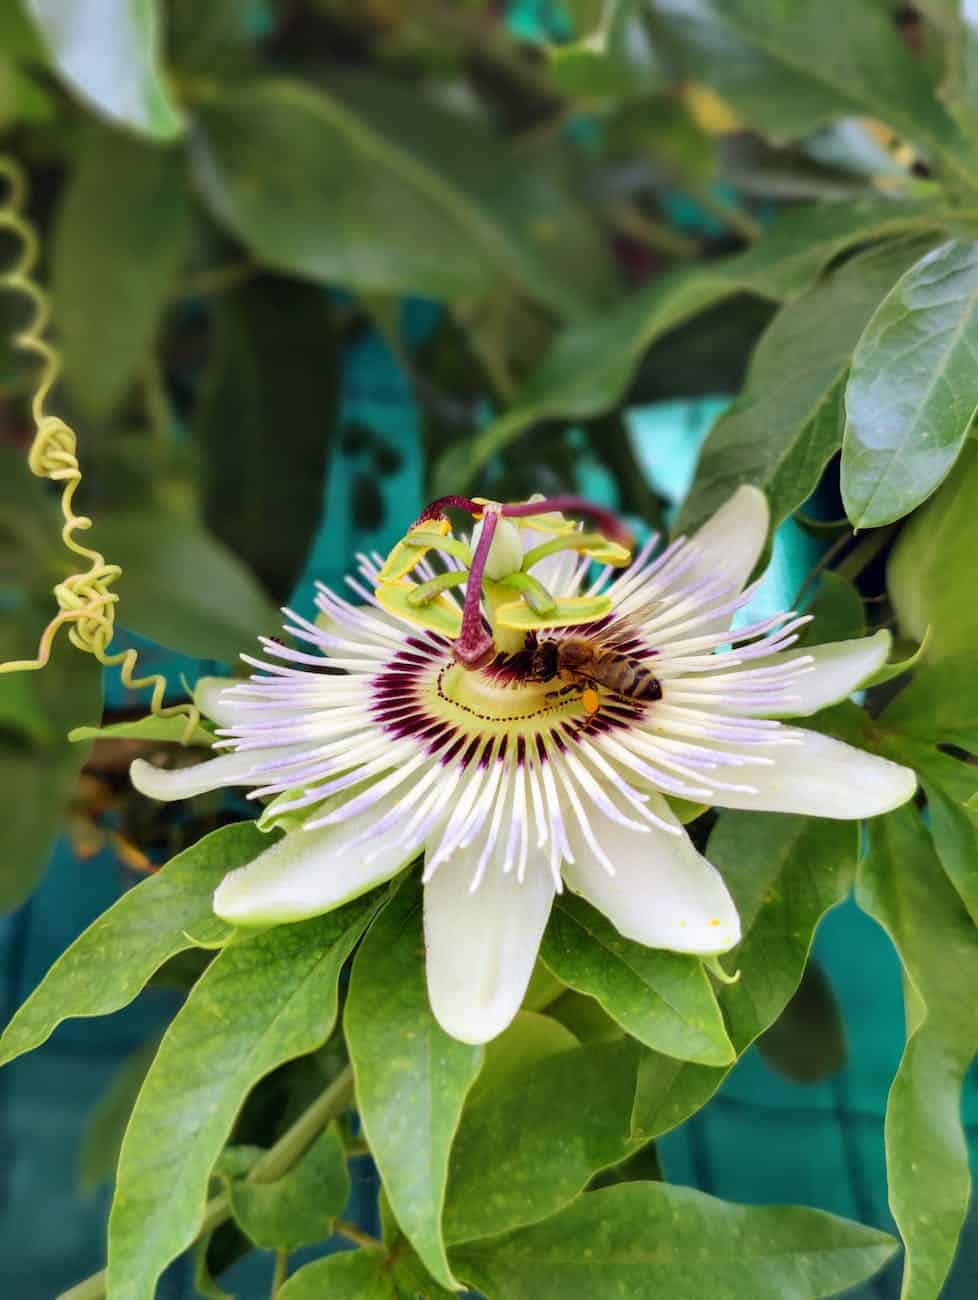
top-left (0, 157), bottom-right (200, 745)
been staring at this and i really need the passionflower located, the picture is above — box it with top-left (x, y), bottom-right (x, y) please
top-left (131, 488), bottom-right (915, 1044)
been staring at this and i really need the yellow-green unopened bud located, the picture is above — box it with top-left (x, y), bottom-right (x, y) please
top-left (471, 515), bottom-right (524, 581)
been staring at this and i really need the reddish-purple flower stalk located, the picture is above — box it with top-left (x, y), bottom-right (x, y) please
top-left (499, 496), bottom-right (633, 549)
top-left (453, 507), bottom-right (498, 669)
top-left (418, 494), bottom-right (634, 671)
top-left (415, 494), bottom-right (633, 550)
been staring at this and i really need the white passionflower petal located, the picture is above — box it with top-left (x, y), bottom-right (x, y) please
top-left (701, 729), bottom-right (917, 818)
top-left (681, 484), bottom-right (769, 603)
top-left (130, 748), bottom-right (303, 801)
top-left (214, 791), bottom-right (426, 926)
top-left (195, 675), bottom-right (241, 727)
top-left (674, 630), bottom-right (892, 719)
top-left (129, 487), bottom-right (917, 1044)
top-left (423, 837), bottom-right (555, 1045)
top-left (562, 791), bottom-right (740, 955)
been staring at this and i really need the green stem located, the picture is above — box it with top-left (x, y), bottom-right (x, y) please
top-left (336, 1220), bottom-right (383, 1250)
top-left (174, 260), bottom-right (255, 301)
top-left (835, 525), bottom-right (897, 584)
top-left (58, 1067), bottom-right (355, 1300)
top-left (686, 183), bottom-right (763, 244)
top-left (610, 203), bottom-right (700, 259)
top-left (271, 1250), bottom-right (289, 1297)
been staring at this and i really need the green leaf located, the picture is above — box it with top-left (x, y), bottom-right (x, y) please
top-left (195, 278), bottom-right (337, 602)
top-left (880, 657), bottom-right (978, 754)
top-left (727, 198), bottom-right (946, 302)
top-left (192, 76), bottom-right (608, 316)
top-left (540, 894), bottom-right (733, 1066)
top-left (24, 0), bottom-right (185, 139)
top-left (677, 235), bottom-right (939, 536)
top-left (452, 1183), bottom-right (897, 1300)
top-left (278, 1250), bottom-right (397, 1300)
top-left (631, 814), bottom-right (857, 1141)
top-left (444, 1039), bottom-right (638, 1245)
top-left (165, 0), bottom-right (257, 79)
top-left (0, 673), bottom-right (50, 745)
top-left (756, 959), bottom-right (846, 1084)
top-left (0, 822), bottom-right (260, 1068)
top-left (607, 95), bottom-right (715, 185)
top-left (548, 989), bottom-right (625, 1044)
top-left (871, 682), bottom-right (978, 921)
top-left (796, 572), bottom-right (866, 647)
top-left (548, 1), bottom-right (664, 101)
top-left (78, 1036), bottom-right (161, 1194)
top-left (930, 1), bottom-right (978, 142)
top-left (0, 625), bottom-right (102, 909)
top-left (91, 507), bottom-right (279, 662)
top-left (887, 440), bottom-right (978, 660)
top-left (229, 1124), bottom-right (350, 1251)
top-left (107, 895), bottom-right (378, 1300)
top-left (192, 1232), bottom-right (233, 1300)
top-left (69, 713), bottom-right (216, 747)
top-left (468, 1009), bottom-right (579, 1105)
top-left (51, 122), bottom-right (191, 420)
top-left (379, 1189), bottom-right (457, 1300)
top-left (436, 202), bottom-right (945, 494)
top-left (842, 241), bottom-right (978, 528)
top-left (652, 0), bottom-right (969, 178)
top-left (345, 879), bottom-right (483, 1292)
top-left (857, 805), bottom-right (978, 1300)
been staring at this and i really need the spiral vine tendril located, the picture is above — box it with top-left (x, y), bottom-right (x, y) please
top-left (0, 157), bottom-right (200, 744)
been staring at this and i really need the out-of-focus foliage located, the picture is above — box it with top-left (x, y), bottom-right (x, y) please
top-left (4, 3), bottom-right (978, 1299)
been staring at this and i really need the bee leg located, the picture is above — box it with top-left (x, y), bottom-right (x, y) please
top-left (545, 684), bottom-right (581, 699)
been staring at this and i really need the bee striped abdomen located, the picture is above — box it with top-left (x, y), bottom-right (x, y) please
top-left (619, 663), bottom-right (661, 701)
top-left (592, 655), bottom-right (661, 703)
top-left (632, 669), bottom-right (662, 702)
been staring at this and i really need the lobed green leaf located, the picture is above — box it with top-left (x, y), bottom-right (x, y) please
top-left (0, 624), bottom-right (102, 910)
top-left (107, 893), bottom-right (379, 1300)
top-left (191, 75), bottom-right (609, 317)
top-left (0, 821), bottom-right (261, 1068)
top-left (632, 814), bottom-right (857, 1141)
top-left (91, 507), bottom-right (280, 662)
top-left (51, 122), bottom-right (191, 421)
top-left (194, 278), bottom-right (338, 602)
top-left (452, 1182), bottom-right (896, 1300)
top-left (677, 236), bottom-right (938, 535)
top-left (857, 805), bottom-right (978, 1300)
top-left (842, 240), bottom-right (978, 528)
top-left (444, 1039), bottom-right (639, 1245)
top-left (652, 0), bottom-right (969, 177)
top-left (278, 1249), bottom-right (396, 1300)
top-left (540, 893), bottom-right (733, 1065)
top-left (345, 878), bottom-right (483, 1292)
top-left (69, 713), bottom-right (215, 747)
top-left (888, 438), bottom-right (978, 662)
top-left (229, 1123), bottom-right (350, 1251)
top-left (438, 201), bottom-right (945, 494)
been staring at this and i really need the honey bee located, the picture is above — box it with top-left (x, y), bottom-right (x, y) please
top-left (530, 637), bottom-right (662, 717)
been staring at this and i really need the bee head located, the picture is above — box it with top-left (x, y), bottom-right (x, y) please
top-left (531, 640), bottom-right (560, 680)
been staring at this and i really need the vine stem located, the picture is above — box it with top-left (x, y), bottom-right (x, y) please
top-left (271, 1250), bottom-right (289, 1297)
top-left (58, 1066), bottom-right (356, 1300)
top-left (336, 1220), bottom-right (383, 1250)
